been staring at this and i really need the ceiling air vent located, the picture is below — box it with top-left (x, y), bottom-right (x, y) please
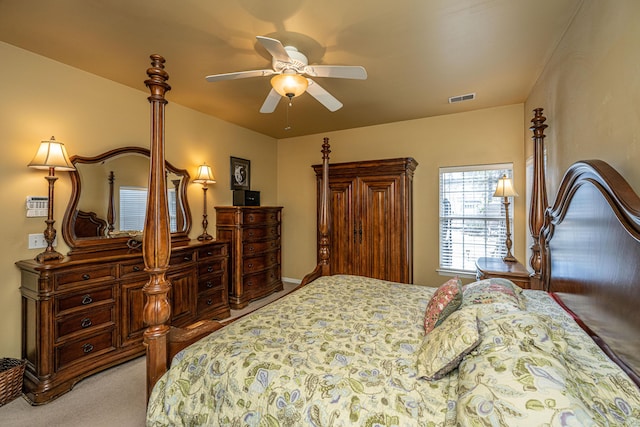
top-left (448, 93), bottom-right (476, 104)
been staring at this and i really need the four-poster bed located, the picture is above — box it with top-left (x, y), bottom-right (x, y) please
top-left (142, 56), bottom-right (640, 424)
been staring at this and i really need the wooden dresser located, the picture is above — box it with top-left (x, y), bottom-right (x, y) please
top-left (16, 239), bottom-right (229, 404)
top-left (313, 158), bottom-right (417, 283)
top-left (215, 206), bottom-right (283, 309)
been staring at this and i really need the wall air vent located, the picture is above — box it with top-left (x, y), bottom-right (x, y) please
top-left (448, 93), bottom-right (476, 103)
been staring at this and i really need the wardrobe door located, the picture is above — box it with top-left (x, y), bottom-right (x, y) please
top-left (358, 175), bottom-right (403, 281)
top-left (327, 177), bottom-right (357, 275)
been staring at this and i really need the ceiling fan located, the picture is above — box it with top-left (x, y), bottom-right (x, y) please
top-left (205, 36), bottom-right (367, 113)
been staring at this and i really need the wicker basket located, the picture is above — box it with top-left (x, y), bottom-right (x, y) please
top-left (0, 358), bottom-right (26, 406)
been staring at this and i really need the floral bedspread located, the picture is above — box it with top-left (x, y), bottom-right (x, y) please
top-left (146, 275), bottom-right (640, 426)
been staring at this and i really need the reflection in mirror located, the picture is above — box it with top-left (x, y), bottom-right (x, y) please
top-left (62, 147), bottom-right (191, 257)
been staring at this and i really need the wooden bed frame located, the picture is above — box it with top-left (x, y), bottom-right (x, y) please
top-left (141, 56), bottom-right (640, 399)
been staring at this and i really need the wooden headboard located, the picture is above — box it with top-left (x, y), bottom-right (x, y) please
top-left (541, 160), bottom-right (640, 387)
top-left (73, 210), bottom-right (108, 237)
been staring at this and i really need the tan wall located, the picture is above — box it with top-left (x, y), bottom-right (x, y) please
top-left (0, 42), bottom-right (276, 358)
top-left (278, 104), bottom-right (526, 285)
top-left (526, 0), bottom-right (640, 197)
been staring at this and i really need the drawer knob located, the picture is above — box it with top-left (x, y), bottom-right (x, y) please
top-left (133, 266), bottom-right (140, 272)
top-left (248, 246), bottom-right (254, 252)
top-left (247, 280), bottom-right (253, 287)
top-left (206, 298), bottom-right (213, 306)
top-left (184, 256), bottom-right (192, 261)
top-left (81, 318), bottom-right (92, 328)
top-left (248, 263), bottom-right (253, 269)
top-left (81, 295), bottom-right (93, 305)
top-left (82, 343), bottom-right (94, 354)
top-left (207, 251), bottom-right (213, 256)
top-left (207, 266), bottom-right (214, 273)
top-left (206, 281), bottom-right (213, 288)
top-left (82, 274), bottom-right (90, 280)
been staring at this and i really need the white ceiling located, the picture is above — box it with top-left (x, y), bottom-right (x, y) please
top-left (0, 0), bottom-right (582, 139)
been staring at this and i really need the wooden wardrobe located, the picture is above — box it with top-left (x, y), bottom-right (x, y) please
top-left (313, 158), bottom-right (417, 283)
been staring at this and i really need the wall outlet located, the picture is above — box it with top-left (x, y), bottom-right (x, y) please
top-left (28, 233), bottom-right (57, 249)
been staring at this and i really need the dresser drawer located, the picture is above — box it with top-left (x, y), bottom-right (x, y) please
top-left (197, 287), bottom-right (228, 316)
top-left (55, 286), bottom-right (115, 314)
top-left (243, 266), bottom-right (280, 296)
top-left (171, 250), bottom-right (196, 266)
top-left (198, 273), bottom-right (225, 294)
top-left (242, 225), bottom-right (279, 242)
top-left (56, 305), bottom-right (115, 340)
top-left (198, 258), bottom-right (226, 276)
top-left (55, 265), bottom-right (116, 289)
top-left (198, 244), bottom-right (227, 260)
top-left (243, 250), bottom-right (279, 274)
top-left (120, 260), bottom-right (146, 278)
top-left (244, 239), bottom-right (280, 256)
top-left (55, 328), bottom-right (116, 370)
top-left (243, 210), bottom-right (279, 225)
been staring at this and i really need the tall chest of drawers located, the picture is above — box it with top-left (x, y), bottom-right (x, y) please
top-left (16, 239), bottom-right (229, 404)
top-left (215, 206), bottom-right (283, 309)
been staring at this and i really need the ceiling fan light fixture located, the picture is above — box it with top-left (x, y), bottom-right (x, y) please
top-left (271, 72), bottom-right (308, 98)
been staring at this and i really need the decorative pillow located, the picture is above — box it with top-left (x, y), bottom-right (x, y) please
top-left (416, 308), bottom-right (480, 380)
top-left (423, 277), bottom-right (463, 334)
top-left (462, 278), bottom-right (525, 311)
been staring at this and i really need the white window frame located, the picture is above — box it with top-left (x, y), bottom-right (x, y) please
top-left (438, 163), bottom-right (514, 276)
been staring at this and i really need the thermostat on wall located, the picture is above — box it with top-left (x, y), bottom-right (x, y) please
top-left (26, 196), bottom-right (49, 217)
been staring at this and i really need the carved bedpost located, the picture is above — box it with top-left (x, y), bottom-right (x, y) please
top-left (318, 137), bottom-right (331, 276)
top-left (142, 54), bottom-right (172, 399)
top-left (528, 108), bottom-right (548, 290)
top-left (107, 171), bottom-right (115, 233)
top-left (300, 137), bottom-right (331, 285)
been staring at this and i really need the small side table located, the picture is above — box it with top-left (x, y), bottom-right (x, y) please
top-left (475, 257), bottom-right (531, 289)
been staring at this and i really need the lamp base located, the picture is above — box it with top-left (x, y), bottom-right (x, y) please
top-left (197, 232), bottom-right (214, 241)
top-left (502, 254), bottom-right (518, 263)
top-left (35, 250), bottom-right (64, 263)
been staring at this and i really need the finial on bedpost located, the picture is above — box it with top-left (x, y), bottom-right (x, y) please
top-left (145, 54), bottom-right (170, 102)
top-left (319, 137), bottom-right (331, 276)
top-left (142, 54), bottom-right (173, 400)
top-left (529, 108), bottom-right (548, 290)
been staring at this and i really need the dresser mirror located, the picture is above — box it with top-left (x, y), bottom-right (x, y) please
top-left (61, 146), bottom-right (191, 257)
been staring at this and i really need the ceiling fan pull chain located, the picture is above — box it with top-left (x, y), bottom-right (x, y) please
top-left (285, 100), bottom-right (292, 131)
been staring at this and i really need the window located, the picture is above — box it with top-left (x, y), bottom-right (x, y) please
top-left (119, 186), bottom-right (147, 231)
top-left (119, 186), bottom-right (178, 232)
top-left (439, 164), bottom-right (514, 274)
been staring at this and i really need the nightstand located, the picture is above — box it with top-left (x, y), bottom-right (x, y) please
top-left (475, 257), bottom-right (531, 289)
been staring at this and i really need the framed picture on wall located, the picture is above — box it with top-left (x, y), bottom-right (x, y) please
top-left (230, 156), bottom-right (250, 190)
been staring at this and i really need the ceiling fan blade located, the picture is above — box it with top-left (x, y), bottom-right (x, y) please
top-left (256, 36), bottom-right (291, 63)
top-left (305, 79), bottom-right (343, 112)
top-left (205, 69), bottom-right (274, 82)
top-left (304, 65), bottom-right (367, 80)
top-left (259, 88), bottom-right (281, 113)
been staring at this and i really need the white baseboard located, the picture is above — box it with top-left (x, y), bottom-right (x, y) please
top-left (282, 276), bottom-right (302, 284)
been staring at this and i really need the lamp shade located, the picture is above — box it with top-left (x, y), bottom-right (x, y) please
top-left (493, 174), bottom-right (518, 198)
top-left (193, 163), bottom-right (216, 184)
top-left (28, 136), bottom-right (75, 171)
top-left (270, 72), bottom-right (308, 98)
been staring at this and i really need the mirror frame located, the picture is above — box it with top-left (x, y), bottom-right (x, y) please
top-left (62, 146), bottom-right (192, 257)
